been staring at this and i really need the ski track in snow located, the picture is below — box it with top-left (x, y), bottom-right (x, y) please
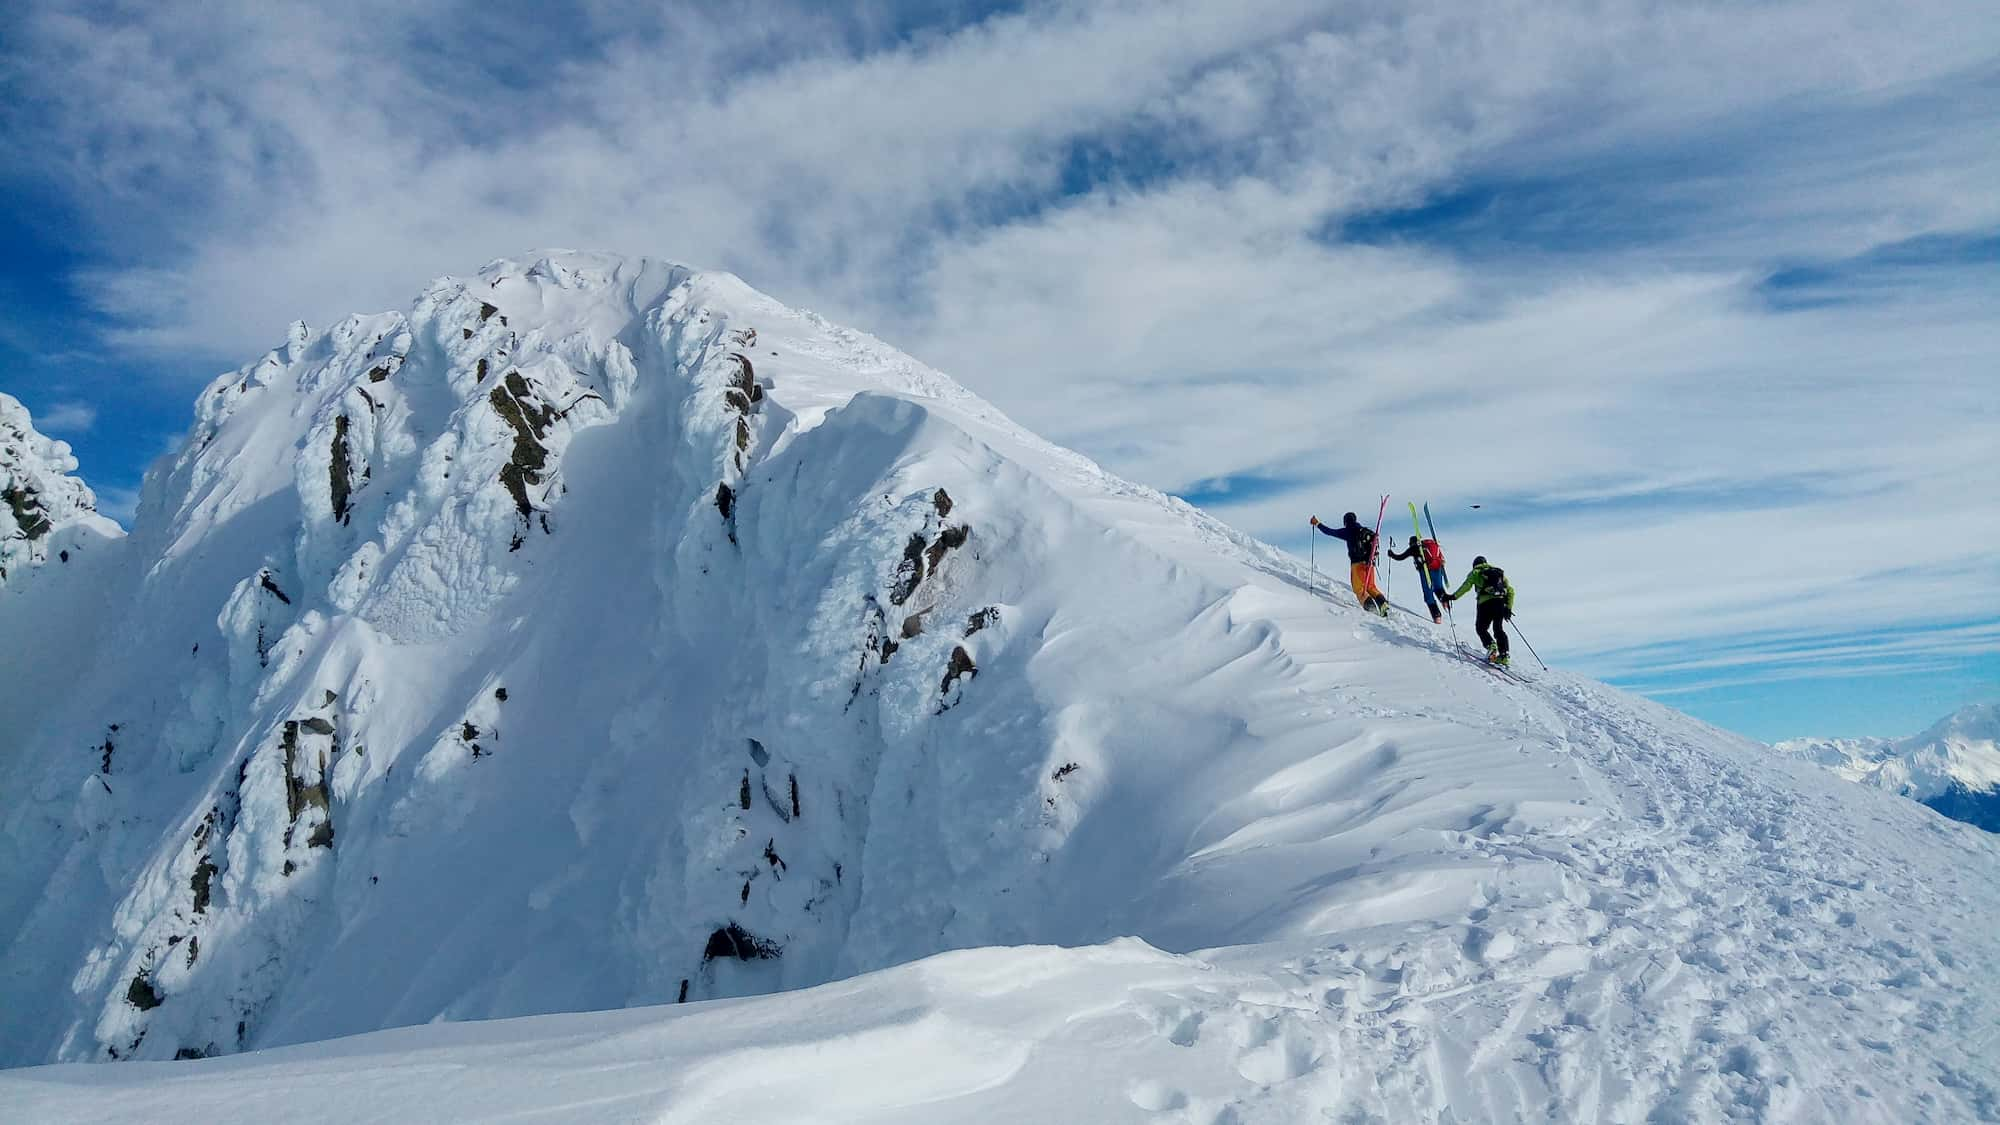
top-left (3, 252), bottom-right (1997, 1124)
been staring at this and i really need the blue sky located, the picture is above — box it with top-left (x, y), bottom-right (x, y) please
top-left (2, 0), bottom-right (1995, 742)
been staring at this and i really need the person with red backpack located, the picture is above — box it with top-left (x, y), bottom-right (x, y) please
top-left (1388, 534), bottom-right (1449, 623)
top-left (1310, 512), bottom-right (1389, 616)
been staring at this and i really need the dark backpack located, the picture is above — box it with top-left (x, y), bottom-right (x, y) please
top-left (1477, 565), bottom-right (1507, 598)
top-left (1351, 527), bottom-right (1375, 563)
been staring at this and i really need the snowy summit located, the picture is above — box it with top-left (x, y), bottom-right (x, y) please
top-left (1776, 703), bottom-right (2000, 832)
top-left (2, 252), bottom-right (1998, 1123)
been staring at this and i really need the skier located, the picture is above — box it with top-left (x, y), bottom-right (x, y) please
top-left (1310, 512), bottom-right (1388, 616)
top-left (1388, 534), bottom-right (1448, 623)
top-left (1442, 556), bottom-right (1514, 665)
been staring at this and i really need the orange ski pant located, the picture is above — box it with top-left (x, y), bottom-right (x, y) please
top-left (1349, 562), bottom-right (1384, 605)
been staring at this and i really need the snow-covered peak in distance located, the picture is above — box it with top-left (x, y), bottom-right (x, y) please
top-left (3, 251), bottom-right (1998, 1122)
top-left (1775, 702), bottom-right (2000, 831)
top-left (1921, 700), bottom-right (2000, 753)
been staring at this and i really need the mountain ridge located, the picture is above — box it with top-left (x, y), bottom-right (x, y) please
top-left (3, 251), bottom-right (1997, 1121)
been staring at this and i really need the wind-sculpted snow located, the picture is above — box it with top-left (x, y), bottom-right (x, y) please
top-left (3, 253), bottom-right (1998, 1122)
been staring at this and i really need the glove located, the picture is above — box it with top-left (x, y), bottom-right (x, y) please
top-left (1309, 515), bottom-right (1320, 526)
top-left (1439, 593), bottom-right (1453, 605)
top-left (1503, 606), bottom-right (1513, 619)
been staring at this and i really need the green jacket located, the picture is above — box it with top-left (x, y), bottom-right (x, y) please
top-left (1448, 562), bottom-right (1515, 609)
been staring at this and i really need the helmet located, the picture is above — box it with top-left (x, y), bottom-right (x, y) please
top-left (1472, 555), bottom-right (1487, 567)
top-left (1409, 534), bottom-right (1421, 544)
top-left (1342, 512), bottom-right (1358, 525)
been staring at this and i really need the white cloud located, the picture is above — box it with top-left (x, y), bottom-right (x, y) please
top-left (4, 0), bottom-right (1997, 706)
top-left (32, 400), bottom-right (97, 433)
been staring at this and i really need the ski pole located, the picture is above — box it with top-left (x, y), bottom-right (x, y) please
top-left (1309, 528), bottom-right (1316, 590)
top-left (1509, 616), bottom-right (1548, 670)
top-left (1422, 500), bottom-right (1457, 630)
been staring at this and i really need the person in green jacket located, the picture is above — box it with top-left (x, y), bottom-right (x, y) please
top-left (1442, 556), bottom-right (1515, 665)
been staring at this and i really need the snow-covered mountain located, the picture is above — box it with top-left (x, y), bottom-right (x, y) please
top-left (4, 252), bottom-right (1999, 1122)
top-left (1, 393), bottom-right (127, 825)
top-left (1, 391), bottom-right (121, 584)
top-left (1776, 703), bottom-right (2000, 832)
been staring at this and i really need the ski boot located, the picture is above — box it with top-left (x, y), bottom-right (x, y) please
top-left (1485, 645), bottom-right (1501, 663)
top-left (1494, 652), bottom-right (1511, 668)
top-left (1431, 609), bottom-right (1444, 624)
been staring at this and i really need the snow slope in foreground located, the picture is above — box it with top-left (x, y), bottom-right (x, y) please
top-left (1776, 703), bottom-right (2000, 832)
top-left (3, 253), bottom-right (1999, 1122)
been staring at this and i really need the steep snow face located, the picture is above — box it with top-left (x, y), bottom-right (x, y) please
top-left (1776, 702), bottom-right (2000, 831)
top-left (0, 394), bottom-right (126, 807)
top-left (7, 250), bottom-right (1255, 1066)
top-left (3, 252), bottom-right (1999, 1121)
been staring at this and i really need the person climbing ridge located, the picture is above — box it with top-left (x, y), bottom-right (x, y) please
top-left (1389, 534), bottom-right (1448, 623)
top-left (1310, 512), bottom-right (1389, 617)
top-left (1442, 556), bottom-right (1514, 665)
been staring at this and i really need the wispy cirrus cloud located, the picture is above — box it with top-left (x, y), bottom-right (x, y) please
top-left (0, 0), bottom-right (1995, 737)
top-left (26, 400), bottom-right (96, 433)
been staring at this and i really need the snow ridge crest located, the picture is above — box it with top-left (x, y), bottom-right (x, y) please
top-left (3, 253), bottom-right (1997, 1125)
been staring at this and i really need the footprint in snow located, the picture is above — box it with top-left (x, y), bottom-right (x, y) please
top-left (1126, 1079), bottom-right (1189, 1112)
top-left (1143, 1004), bottom-right (1204, 1047)
top-left (1230, 1013), bottom-right (1320, 1086)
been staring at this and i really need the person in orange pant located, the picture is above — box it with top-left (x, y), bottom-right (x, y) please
top-left (1310, 512), bottom-right (1388, 616)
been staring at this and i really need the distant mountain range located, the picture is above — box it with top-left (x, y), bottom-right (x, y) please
top-left (1775, 703), bottom-right (2000, 831)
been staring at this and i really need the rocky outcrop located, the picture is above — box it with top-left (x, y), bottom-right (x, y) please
top-left (490, 372), bottom-right (558, 520)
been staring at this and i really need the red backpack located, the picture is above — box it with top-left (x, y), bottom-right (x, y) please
top-left (1421, 539), bottom-right (1445, 571)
